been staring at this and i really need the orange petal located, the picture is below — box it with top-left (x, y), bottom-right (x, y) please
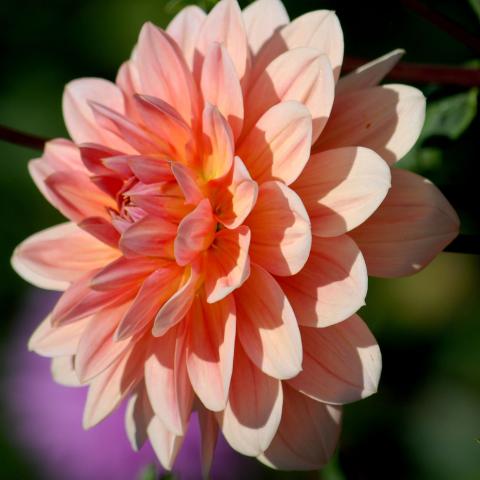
top-left (288, 315), bottom-right (381, 405)
top-left (278, 235), bottom-right (367, 328)
top-left (204, 226), bottom-right (251, 303)
top-left (245, 47), bottom-right (334, 142)
top-left (218, 341), bottom-right (283, 456)
top-left (237, 101), bottom-right (312, 185)
top-left (315, 84), bottom-right (425, 165)
top-left (350, 168), bottom-right (460, 277)
top-left (186, 292), bottom-right (236, 411)
top-left (292, 147), bottom-right (391, 237)
top-left (235, 264), bottom-right (302, 379)
top-left (246, 181), bottom-right (311, 276)
top-left (201, 42), bottom-right (244, 141)
top-left (258, 385), bottom-right (342, 470)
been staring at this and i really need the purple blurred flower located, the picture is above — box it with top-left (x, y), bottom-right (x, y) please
top-left (2, 289), bottom-right (258, 479)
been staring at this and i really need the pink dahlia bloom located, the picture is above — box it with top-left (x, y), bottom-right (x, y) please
top-left (12, 0), bottom-right (459, 473)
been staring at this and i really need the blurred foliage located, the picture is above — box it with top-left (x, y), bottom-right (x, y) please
top-left (0, 1), bottom-right (479, 479)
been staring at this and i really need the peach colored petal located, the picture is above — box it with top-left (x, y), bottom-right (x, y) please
top-left (201, 42), bottom-right (244, 141)
top-left (147, 416), bottom-right (184, 470)
top-left (246, 181), bottom-right (311, 276)
top-left (127, 155), bottom-right (174, 184)
top-left (171, 162), bottom-right (205, 205)
top-left (315, 84), bottom-right (426, 164)
top-left (242, 0), bottom-right (289, 56)
top-left (78, 217), bottom-right (121, 248)
top-left (350, 168), bottom-right (460, 277)
top-left (204, 226), bottom-right (251, 303)
top-left (28, 315), bottom-right (90, 357)
top-left (288, 315), bottom-right (381, 404)
top-left (116, 61), bottom-right (143, 122)
top-left (135, 22), bottom-right (200, 125)
top-left (212, 157), bottom-right (258, 229)
top-left (79, 143), bottom-right (126, 177)
top-left (51, 356), bottom-right (82, 387)
top-left (278, 235), bottom-right (367, 328)
top-left (253, 10), bottom-right (343, 83)
top-left (201, 104), bottom-right (235, 181)
top-left (125, 383), bottom-right (154, 451)
top-left (292, 147), bottom-right (391, 237)
top-left (83, 345), bottom-right (144, 428)
top-left (115, 265), bottom-right (183, 340)
top-left (75, 303), bottom-right (132, 382)
top-left (166, 5), bottom-right (206, 68)
top-left (12, 222), bottom-right (118, 291)
top-left (174, 199), bottom-right (216, 266)
top-left (237, 101), bottom-right (312, 185)
top-left (218, 342), bottom-right (283, 456)
top-left (235, 264), bottom-right (302, 379)
top-left (120, 216), bottom-right (177, 258)
top-left (153, 265), bottom-right (200, 337)
top-left (258, 385), bottom-right (342, 470)
top-left (244, 47), bottom-right (334, 142)
top-left (195, 0), bottom-right (250, 83)
top-left (186, 292), bottom-right (236, 411)
top-left (63, 78), bottom-right (131, 151)
top-left (145, 324), bottom-right (194, 435)
top-left (198, 406), bottom-right (219, 479)
top-left (336, 49), bottom-right (405, 94)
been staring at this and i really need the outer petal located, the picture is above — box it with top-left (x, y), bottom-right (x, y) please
top-left (204, 226), bottom-right (251, 303)
top-left (244, 47), bottom-right (334, 142)
top-left (258, 385), bottom-right (342, 470)
top-left (292, 147), bottom-right (391, 237)
top-left (186, 293), bottom-right (236, 411)
top-left (235, 264), bottom-right (302, 379)
top-left (315, 84), bottom-right (426, 165)
top-left (242, 0), bottom-right (289, 56)
top-left (350, 168), bottom-right (460, 277)
top-left (125, 383), bottom-right (154, 451)
top-left (135, 22), bottom-right (200, 125)
top-left (278, 235), bottom-right (367, 328)
top-left (198, 407), bottom-right (219, 480)
top-left (51, 356), bottom-right (81, 387)
top-left (195, 0), bottom-right (250, 83)
top-left (246, 181), bottom-right (311, 276)
top-left (147, 416), bottom-right (184, 470)
top-left (167, 5), bottom-right (207, 68)
top-left (12, 222), bottom-right (119, 291)
top-left (336, 49), bottom-right (405, 94)
top-left (63, 78), bottom-right (131, 151)
top-left (237, 101), bottom-right (312, 185)
top-left (218, 342), bottom-right (283, 456)
top-left (145, 324), bottom-right (194, 435)
top-left (288, 315), bottom-right (381, 404)
top-left (201, 43), bottom-right (244, 140)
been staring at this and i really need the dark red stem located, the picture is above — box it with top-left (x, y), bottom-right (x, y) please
top-left (0, 124), bottom-right (48, 150)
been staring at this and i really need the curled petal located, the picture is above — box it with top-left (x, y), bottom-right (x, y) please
top-left (258, 385), bottom-right (342, 470)
top-left (51, 356), bottom-right (81, 387)
top-left (12, 222), bottom-right (119, 291)
top-left (292, 147), bottom-right (391, 237)
top-left (350, 168), bottom-right (460, 277)
top-left (278, 235), bottom-right (367, 328)
top-left (315, 84), bottom-right (426, 165)
top-left (186, 292), bottom-right (236, 411)
top-left (245, 47), bottom-right (334, 142)
top-left (237, 101), bottom-right (312, 185)
top-left (205, 226), bottom-right (251, 303)
top-left (78, 217), bottom-right (121, 248)
top-left (147, 416), bottom-right (184, 470)
top-left (288, 315), bottom-right (381, 404)
top-left (235, 264), bottom-right (302, 380)
top-left (246, 181), bottom-right (311, 276)
top-left (125, 383), bottom-right (154, 452)
top-left (127, 155), bottom-right (174, 184)
top-left (218, 342), bottom-right (283, 456)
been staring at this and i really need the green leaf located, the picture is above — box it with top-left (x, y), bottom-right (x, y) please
top-left (138, 464), bottom-right (157, 480)
top-left (421, 88), bottom-right (478, 141)
top-left (469, 0), bottom-right (480, 21)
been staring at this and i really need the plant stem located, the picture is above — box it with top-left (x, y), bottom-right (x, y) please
top-left (445, 234), bottom-right (480, 255)
top-left (0, 124), bottom-right (48, 150)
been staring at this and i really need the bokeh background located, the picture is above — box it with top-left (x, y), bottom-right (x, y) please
top-left (1, 1), bottom-right (479, 479)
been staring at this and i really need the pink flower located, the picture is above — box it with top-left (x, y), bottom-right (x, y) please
top-left (12, 0), bottom-right (459, 473)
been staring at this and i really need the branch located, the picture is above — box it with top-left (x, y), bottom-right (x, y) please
top-left (401, 0), bottom-right (480, 55)
top-left (343, 57), bottom-right (480, 87)
top-left (445, 234), bottom-right (480, 255)
top-left (0, 124), bottom-right (49, 150)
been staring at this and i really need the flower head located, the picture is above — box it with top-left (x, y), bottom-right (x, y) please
top-left (12, 0), bottom-right (459, 473)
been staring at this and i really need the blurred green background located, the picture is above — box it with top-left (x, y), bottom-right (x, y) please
top-left (0, 0), bottom-right (479, 479)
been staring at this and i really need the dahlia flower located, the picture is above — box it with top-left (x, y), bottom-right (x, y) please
top-left (12, 0), bottom-right (459, 473)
